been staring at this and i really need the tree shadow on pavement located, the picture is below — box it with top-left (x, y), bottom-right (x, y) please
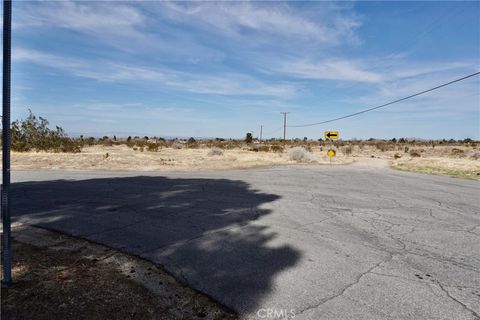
top-left (11, 176), bottom-right (300, 314)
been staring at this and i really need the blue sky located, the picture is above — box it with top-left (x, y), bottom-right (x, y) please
top-left (11, 1), bottom-right (480, 139)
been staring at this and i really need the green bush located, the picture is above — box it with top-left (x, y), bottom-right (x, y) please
top-left (245, 132), bottom-right (253, 144)
top-left (11, 110), bottom-right (81, 153)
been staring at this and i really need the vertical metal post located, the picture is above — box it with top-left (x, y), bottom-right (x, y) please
top-left (2, 0), bottom-right (12, 286)
top-left (259, 125), bottom-right (263, 142)
top-left (280, 112), bottom-right (289, 142)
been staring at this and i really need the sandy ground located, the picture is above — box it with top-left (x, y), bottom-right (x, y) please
top-left (7, 145), bottom-right (354, 171)
top-left (1, 223), bottom-right (236, 320)
top-left (4, 144), bottom-right (480, 179)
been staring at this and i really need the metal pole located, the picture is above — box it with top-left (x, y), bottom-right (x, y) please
top-left (280, 112), bottom-right (289, 141)
top-left (259, 125), bottom-right (263, 141)
top-left (2, 0), bottom-right (12, 287)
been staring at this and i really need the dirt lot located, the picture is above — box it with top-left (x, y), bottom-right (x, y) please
top-left (1, 224), bottom-right (236, 320)
top-left (6, 143), bottom-right (480, 179)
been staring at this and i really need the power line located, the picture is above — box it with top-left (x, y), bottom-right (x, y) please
top-left (263, 126), bottom-right (283, 137)
top-left (288, 71), bottom-right (480, 128)
top-left (319, 2), bottom-right (468, 98)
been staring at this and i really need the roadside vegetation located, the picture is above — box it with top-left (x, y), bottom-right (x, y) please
top-left (8, 110), bottom-right (81, 153)
top-left (3, 111), bottom-right (479, 178)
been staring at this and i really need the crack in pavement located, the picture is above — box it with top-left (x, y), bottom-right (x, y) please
top-left (294, 253), bottom-right (394, 317)
top-left (435, 280), bottom-right (480, 319)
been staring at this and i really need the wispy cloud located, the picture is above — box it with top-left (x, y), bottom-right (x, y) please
top-left (157, 1), bottom-right (360, 44)
top-left (14, 47), bottom-right (297, 98)
top-left (15, 1), bottom-right (146, 41)
top-left (14, 1), bottom-right (222, 60)
top-left (268, 59), bottom-right (383, 83)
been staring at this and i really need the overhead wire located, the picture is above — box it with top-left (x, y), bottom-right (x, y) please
top-left (287, 71), bottom-right (480, 128)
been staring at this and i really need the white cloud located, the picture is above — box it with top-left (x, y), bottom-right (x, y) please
top-left (15, 1), bottom-right (145, 37)
top-left (269, 59), bottom-right (383, 83)
top-left (156, 1), bottom-right (360, 44)
top-left (13, 47), bottom-right (297, 98)
top-left (14, 0), bottom-right (222, 60)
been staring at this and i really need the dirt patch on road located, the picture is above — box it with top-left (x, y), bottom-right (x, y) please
top-left (1, 225), bottom-right (237, 320)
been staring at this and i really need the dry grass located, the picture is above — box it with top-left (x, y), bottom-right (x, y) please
top-left (288, 147), bottom-right (315, 162)
top-left (7, 144), bottom-right (354, 171)
top-left (391, 157), bottom-right (480, 179)
top-left (4, 143), bottom-right (479, 179)
top-left (1, 224), bottom-right (236, 320)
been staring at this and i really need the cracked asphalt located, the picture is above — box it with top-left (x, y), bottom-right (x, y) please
top-left (11, 164), bottom-right (480, 319)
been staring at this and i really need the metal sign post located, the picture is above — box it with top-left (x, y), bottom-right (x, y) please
top-left (2, 0), bottom-right (13, 286)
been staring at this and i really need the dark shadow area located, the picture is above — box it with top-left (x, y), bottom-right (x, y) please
top-left (11, 176), bottom-right (300, 314)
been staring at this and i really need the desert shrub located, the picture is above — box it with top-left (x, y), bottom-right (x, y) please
top-left (185, 137), bottom-right (199, 148)
top-left (342, 145), bottom-right (353, 156)
top-left (404, 146), bottom-right (409, 153)
top-left (135, 140), bottom-right (147, 148)
top-left (208, 147), bottom-right (224, 156)
top-left (245, 132), bottom-right (253, 144)
top-left (11, 110), bottom-right (81, 153)
top-left (250, 145), bottom-right (270, 152)
top-left (451, 148), bottom-right (465, 157)
top-left (302, 145), bottom-right (313, 152)
top-left (207, 141), bottom-right (227, 149)
top-left (101, 138), bottom-right (113, 147)
top-left (270, 144), bottom-right (284, 153)
top-left (125, 139), bottom-right (136, 148)
top-left (171, 142), bottom-right (183, 149)
top-left (409, 149), bottom-right (421, 157)
top-left (469, 151), bottom-right (480, 160)
top-left (375, 141), bottom-right (387, 152)
top-left (394, 153), bottom-right (402, 159)
top-left (146, 142), bottom-right (159, 152)
top-left (288, 147), bottom-right (315, 162)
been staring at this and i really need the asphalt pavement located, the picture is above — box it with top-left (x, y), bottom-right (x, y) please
top-left (10, 164), bottom-right (480, 319)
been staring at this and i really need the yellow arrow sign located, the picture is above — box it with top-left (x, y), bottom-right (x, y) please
top-left (327, 149), bottom-right (336, 157)
top-left (324, 131), bottom-right (339, 140)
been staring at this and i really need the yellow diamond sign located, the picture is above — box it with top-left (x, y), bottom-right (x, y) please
top-left (324, 131), bottom-right (339, 140)
top-left (327, 149), bottom-right (336, 157)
